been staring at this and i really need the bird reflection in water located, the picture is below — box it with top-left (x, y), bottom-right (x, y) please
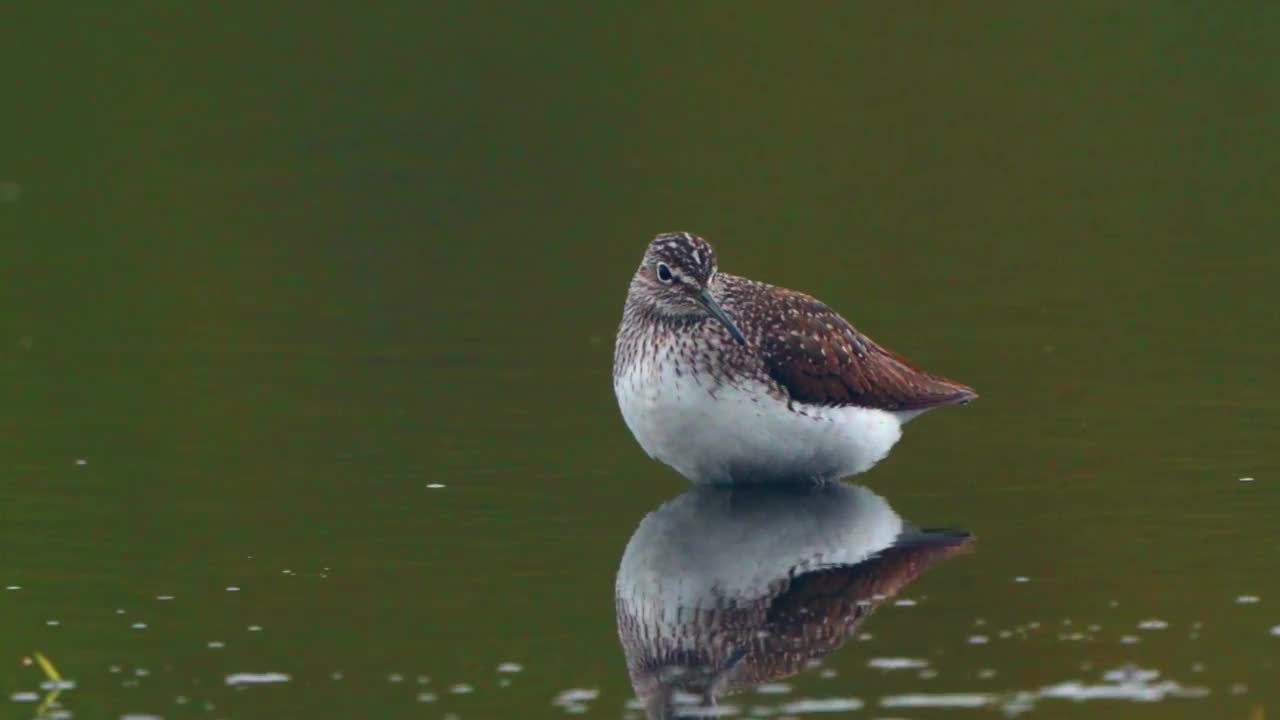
top-left (615, 482), bottom-right (972, 719)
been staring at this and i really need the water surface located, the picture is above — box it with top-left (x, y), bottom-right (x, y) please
top-left (5, 3), bottom-right (1279, 718)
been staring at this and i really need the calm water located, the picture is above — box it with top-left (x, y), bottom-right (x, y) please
top-left (5, 4), bottom-right (1279, 719)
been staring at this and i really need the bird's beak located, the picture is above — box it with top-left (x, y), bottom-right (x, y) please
top-left (699, 287), bottom-right (746, 345)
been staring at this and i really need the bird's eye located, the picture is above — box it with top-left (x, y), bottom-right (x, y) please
top-left (656, 262), bottom-right (674, 283)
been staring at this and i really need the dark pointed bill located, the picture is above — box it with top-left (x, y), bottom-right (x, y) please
top-left (699, 288), bottom-right (747, 345)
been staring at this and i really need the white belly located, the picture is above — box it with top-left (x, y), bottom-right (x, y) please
top-left (614, 358), bottom-right (903, 484)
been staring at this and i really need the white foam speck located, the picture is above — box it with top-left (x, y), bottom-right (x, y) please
top-left (498, 662), bottom-right (523, 673)
top-left (1239, 477), bottom-right (1255, 482)
top-left (207, 641), bottom-right (225, 649)
top-left (427, 483), bottom-right (446, 489)
top-left (869, 657), bottom-right (929, 670)
top-left (156, 595), bottom-right (174, 601)
top-left (46, 619), bottom-right (60, 626)
top-left (1237, 595), bottom-right (1260, 604)
top-left (247, 625), bottom-right (262, 632)
top-left (1014, 576), bottom-right (1030, 583)
top-left (451, 683), bottom-right (474, 694)
top-left (130, 622), bottom-right (147, 630)
top-left (75, 459), bottom-right (87, 466)
top-left (1138, 619), bottom-right (1168, 630)
top-left (226, 586), bottom-right (240, 592)
top-left (554, 687), bottom-right (600, 712)
top-left (5, 585), bottom-right (20, 591)
top-left (755, 683), bottom-right (791, 694)
top-left (882, 693), bottom-right (994, 708)
top-left (1102, 667), bottom-right (1157, 683)
top-left (894, 599), bottom-right (917, 607)
top-left (417, 692), bottom-right (437, 702)
top-left (968, 635), bottom-right (990, 645)
top-left (1270, 625), bottom-right (1280, 637)
top-left (10, 691), bottom-right (40, 702)
top-left (555, 688), bottom-right (598, 703)
top-left (387, 673), bottom-right (404, 683)
top-left (225, 672), bottom-right (290, 685)
top-left (121, 715), bottom-right (162, 720)
top-left (780, 698), bottom-right (864, 713)
top-left (1120, 635), bottom-right (1141, 644)
top-left (1035, 667), bottom-right (1209, 703)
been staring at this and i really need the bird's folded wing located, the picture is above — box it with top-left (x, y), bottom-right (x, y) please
top-left (759, 291), bottom-right (975, 411)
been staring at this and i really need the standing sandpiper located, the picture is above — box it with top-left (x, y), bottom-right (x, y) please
top-left (613, 232), bottom-right (976, 484)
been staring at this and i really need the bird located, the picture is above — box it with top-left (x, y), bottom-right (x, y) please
top-left (612, 231), bottom-right (976, 484)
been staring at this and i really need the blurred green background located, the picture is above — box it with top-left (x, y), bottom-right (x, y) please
top-left (3, 3), bottom-right (1278, 718)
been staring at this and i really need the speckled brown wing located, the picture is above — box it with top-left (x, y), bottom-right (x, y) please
top-left (759, 290), bottom-right (977, 411)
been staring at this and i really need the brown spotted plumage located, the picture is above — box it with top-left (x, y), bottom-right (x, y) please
top-left (711, 276), bottom-right (977, 412)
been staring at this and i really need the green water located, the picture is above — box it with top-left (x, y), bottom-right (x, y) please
top-left (4, 3), bottom-right (1279, 718)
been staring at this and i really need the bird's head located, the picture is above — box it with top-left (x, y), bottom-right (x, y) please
top-left (629, 232), bottom-right (745, 345)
